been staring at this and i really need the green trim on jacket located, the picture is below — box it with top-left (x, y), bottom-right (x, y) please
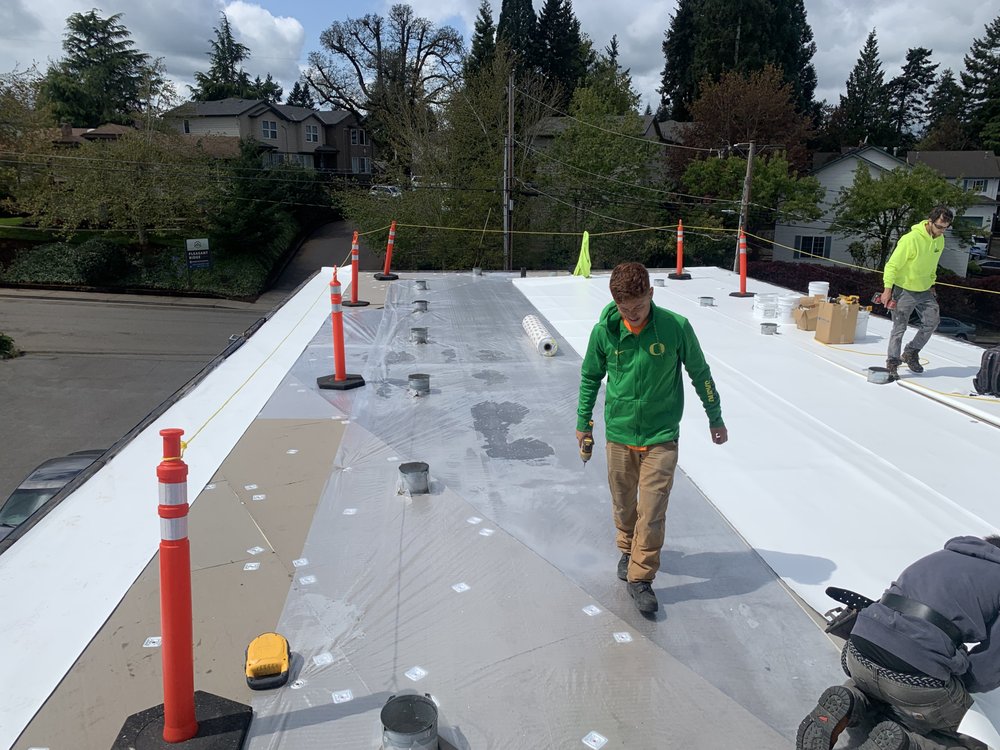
top-left (883, 222), bottom-right (944, 292)
top-left (576, 300), bottom-right (723, 445)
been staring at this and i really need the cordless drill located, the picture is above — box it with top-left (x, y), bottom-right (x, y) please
top-left (580, 421), bottom-right (594, 466)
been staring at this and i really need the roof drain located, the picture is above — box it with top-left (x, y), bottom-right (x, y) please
top-left (381, 692), bottom-right (438, 750)
top-left (410, 327), bottom-right (428, 344)
top-left (398, 462), bottom-right (430, 495)
top-left (414, 279), bottom-right (428, 291)
top-left (408, 373), bottom-right (430, 396)
top-left (413, 299), bottom-right (429, 312)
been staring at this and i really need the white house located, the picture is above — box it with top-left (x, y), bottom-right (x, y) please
top-left (906, 150), bottom-right (1000, 236)
top-left (772, 146), bottom-right (969, 276)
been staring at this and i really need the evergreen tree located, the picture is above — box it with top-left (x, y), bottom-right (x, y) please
top-left (41, 10), bottom-right (151, 126)
top-left (190, 13), bottom-right (253, 101)
top-left (961, 14), bottom-right (1000, 151)
top-left (658, 0), bottom-right (696, 119)
top-left (780, 0), bottom-right (818, 118)
top-left (286, 81), bottom-right (315, 108)
top-left (464, 0), bottom-right (497, 80)
top-left (536, 0), bottom-right (589, 107)
top-left (497, 0), bottom-right (537, 73)
top-left (584, 36), bottom-right (640, 115)
top-left (830, 30), bottom-right (892, 147)
top-left (248, 74), bottom-right (283, 103)
top-left (886, 47), bottom-right (938, 150)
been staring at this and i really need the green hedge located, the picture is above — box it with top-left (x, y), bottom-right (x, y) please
top-left (0, 332), bottom-right (19, 359)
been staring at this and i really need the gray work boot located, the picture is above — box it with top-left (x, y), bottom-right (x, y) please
top-left (886, 357), bottom-right (901, 381)
top-left (901, 348), bottom-right (923, 373)
top-left (628, 580), bottom-right (658, 613)
top-left (858, 720), bottom-right (909, 750)
top-left (796, 685), bottom-right (861, 749)
top-left (617, 552), bottom-right (630, 581)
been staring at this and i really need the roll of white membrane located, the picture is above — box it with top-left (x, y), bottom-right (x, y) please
top-left (522, 314), bottom-right (558, 357)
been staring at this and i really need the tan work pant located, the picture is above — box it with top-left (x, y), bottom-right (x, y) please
top-left (606, 440), bottom-right (679, 583)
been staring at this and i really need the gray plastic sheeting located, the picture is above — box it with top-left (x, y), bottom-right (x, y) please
top-left (245, 273), bottom-right (844, 749)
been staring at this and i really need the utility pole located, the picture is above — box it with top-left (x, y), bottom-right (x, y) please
top-left (503, 73), bottom-right (514, 272)
top-left (734, 140), bottom-right (755, 273)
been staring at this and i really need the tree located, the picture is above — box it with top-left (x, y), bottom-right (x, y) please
top-left (190, 13), bottom-right (252, 101)
top-left (886, 47), bottom-right (938, 150)
top-left (961, 14), bottom-right (1000, 151)
top-left (464, 0), bottom-right (497, 80)
top-left (916, 69), bottom-right (971, 150)
top-left (0, 66), bottom-right (53, 201)
top-left (829, 162), bottom-right (972, 270)
top-left (248, 74), bottom-right (283, 103)
top-left (827, 30), bottom-right (892, 148)
top-left (286, 81), bottom-right (315, 108)
top-left (41, 10), bottom-right (151, 126)
top-left (306, 4), bottom-right (463, 172)
top-left (535, 0), bottom-right (590, 108)
top-left (586, 37), bottom-right (639, 116)
top-left (659, 0), bottom-right (696, 120)
top-left (685, 65), bottom-right (813, 169)
top-left (497, 0), bottom-right (538, 73)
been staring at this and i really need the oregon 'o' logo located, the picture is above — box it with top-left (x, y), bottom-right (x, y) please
top-left (648, 342), bottom-right (665, 356)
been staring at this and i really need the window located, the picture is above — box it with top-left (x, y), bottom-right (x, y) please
top-left (261, 120), bottom-right (277, 139)
top-left (305, 124), bottom-right (318, 143)
top-left (350, 128), bottom-right (367, 146)
top-left (183, 119), bottom-right (190, 134)
top-left (964, 178), bottom-right (987, 193)
top-left (793, 235), bottom-right (831, 259)
top-left (352, 156), bottom-right (371, 174)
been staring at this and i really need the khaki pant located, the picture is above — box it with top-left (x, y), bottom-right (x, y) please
top-left (606, 440), bottom-right (679, 582)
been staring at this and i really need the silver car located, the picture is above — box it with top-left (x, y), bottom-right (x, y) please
top-left (0, 450), bottom-right (103, 541)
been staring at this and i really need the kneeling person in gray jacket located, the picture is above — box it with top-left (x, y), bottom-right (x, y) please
top-left (798, 536), bottom-right (1000, 750)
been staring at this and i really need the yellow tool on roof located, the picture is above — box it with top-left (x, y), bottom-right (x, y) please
top-left (245, 632), bottom-right (290, 690)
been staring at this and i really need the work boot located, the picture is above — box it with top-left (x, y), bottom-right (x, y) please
top-left (796, 685), bottom-right (859, 749)
top-left (617, 552), bottom-right (630, 581)
top-left (628, 580), bottom-right (658, 613)
top-left (886, 357), bottom-right (901, 381)
top-left (858, 720), bottom-right (909, 750)
top-left (901, 348), bottom-right (924, 373)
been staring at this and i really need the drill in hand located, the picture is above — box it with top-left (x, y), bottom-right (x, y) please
top-left (580, 421), bottom-right (594, 466)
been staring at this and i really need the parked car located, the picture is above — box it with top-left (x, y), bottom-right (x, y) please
top-left (369, 184), bottom-right (402, 198)
top-left (974, 259), bottom-right (1000, 276)
top-left (936, 317), bottom-right (977, 341)
top-left (0, 450), bottom-right (104, 541)
top-left (970, 235), bottom-right (989, 260)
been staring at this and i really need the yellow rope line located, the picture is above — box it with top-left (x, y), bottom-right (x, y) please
top-left (182, 282), bottom-right (330, 449)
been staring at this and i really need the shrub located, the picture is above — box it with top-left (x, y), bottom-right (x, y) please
top-left (0, 332), bottom-right (20, 359)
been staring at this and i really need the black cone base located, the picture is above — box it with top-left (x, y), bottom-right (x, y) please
top-left (667, 272), bottom-right (691, 280)
top-left (373, 272), bottom-right (398, 281)
top-left (113, 691), bottom-right (251, 750)
top-left (317, 374), bottom-right (365, 390)
top-left (342, 300), bottom-right (370, 307)
top-left (729, 291), bottom-right (755, 297)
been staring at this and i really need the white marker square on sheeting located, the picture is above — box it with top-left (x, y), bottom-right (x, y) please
top-left (292, 558), bottom-right (308, 567)
top-left (613, 632), bottom-right (633, 643)
top-left (312, 652), bottom-right (334, 667)
top-left (332, 690), bottom-right (353, 704)
top-left (451, 582), bottom-right (470, 593)
top-left (142, 636), bottom-right (161, 648)
top-left (582, 605), bottom-right (602, 617)
top-left (404, 666), bottom-right (428, 682)
top-left (582, 731), bottom-right (608, 749)
top-left (244, 562), bottom-right (260, 571)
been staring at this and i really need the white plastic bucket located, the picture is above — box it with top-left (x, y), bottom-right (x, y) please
top-left (752, 293), bottom-right (778, 320)
top-left (807, 281), bottom-right (829, 300)
top-left (777, 294), bottom-right (799, 324)
top-left (855, 310), bottom-right (870, 341)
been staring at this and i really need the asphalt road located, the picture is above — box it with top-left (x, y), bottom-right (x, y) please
top-left (0, 220), bottom-right (373, 502)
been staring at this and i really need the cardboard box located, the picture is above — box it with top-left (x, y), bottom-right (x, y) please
top-left (793, 296), bottom-right (823, 331)
top-left (815, 300), bottom-right (859, 344)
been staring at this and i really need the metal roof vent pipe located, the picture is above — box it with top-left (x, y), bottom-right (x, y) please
top-left (414, 279), bottom-right (428, 291)
top-left (398, 462), bottom-right (430, 495)
top-left (413, 299), bottom-right (429, 312)
top-left (410, 327), bottom-right (428, 344)
top-left (408, 373), bottom-right (430, 396)
top-left (381, 692), bottom-right (438, 750)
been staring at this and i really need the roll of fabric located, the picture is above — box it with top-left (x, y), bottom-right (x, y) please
top-left (522, 314), bottom-right (558, 357)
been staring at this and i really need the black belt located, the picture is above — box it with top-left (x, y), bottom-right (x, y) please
top-left (881, 593), bottom-right (963, 646)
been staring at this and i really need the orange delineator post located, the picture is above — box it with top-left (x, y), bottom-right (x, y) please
top-left (157, 428), bottom-right (198, 743)
top-left (317, 267), bottom-right (365, 390)
top-left (729, 228), bottom-right (754, 298)
top-left (668, 219), bottom-right (691, 280)
top-left (343, 230), bottom-right (369, 307)
top-left (374, 220), bottom-right (399, 281)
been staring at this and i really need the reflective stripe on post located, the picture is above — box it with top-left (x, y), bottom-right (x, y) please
top-left (156, 428), bottom-right (198, 743)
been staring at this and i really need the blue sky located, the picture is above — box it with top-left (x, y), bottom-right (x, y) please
top-left (2, 0), bottom-right (998, 112)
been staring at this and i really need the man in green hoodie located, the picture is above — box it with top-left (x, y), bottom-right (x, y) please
top-left (576, 262), bottom-right (727, 615)
top-left (880, 206), bottom-right (953, 380)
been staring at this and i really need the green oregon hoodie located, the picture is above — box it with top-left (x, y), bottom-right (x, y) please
top-left (883, 222), bottom-right (944, 292)
top-left (577, 300), bottom-right (723, 446)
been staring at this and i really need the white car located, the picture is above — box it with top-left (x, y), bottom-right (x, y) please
top-left (369, 184), bottom-right (402, 198)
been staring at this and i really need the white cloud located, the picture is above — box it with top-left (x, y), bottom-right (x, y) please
top-left (224, 1), bottom-right (305, 85)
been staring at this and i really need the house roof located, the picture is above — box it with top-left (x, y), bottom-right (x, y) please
top-left (165, 99), bottom-right (353, 127)
top-left (810, 144), bottom-right (906, 175)
top-left (906, 150), bottom-right (1000, 179)
top-left (531, 115), bottom-right (692, 143)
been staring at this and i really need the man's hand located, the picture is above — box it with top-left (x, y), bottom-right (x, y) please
top-left (576, 430), bottom-right (592, 448)
top-left (879, 288), bottom-right (893, 307)
top-left (710, 426), bottom-right (728, 445)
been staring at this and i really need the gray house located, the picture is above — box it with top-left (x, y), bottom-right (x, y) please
top-left (906, 150), bottom-right (1000, 235)
top-left (164, 98), bottom-right (371, 177)
top-left (772, 146), bottom-right (969, 276)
